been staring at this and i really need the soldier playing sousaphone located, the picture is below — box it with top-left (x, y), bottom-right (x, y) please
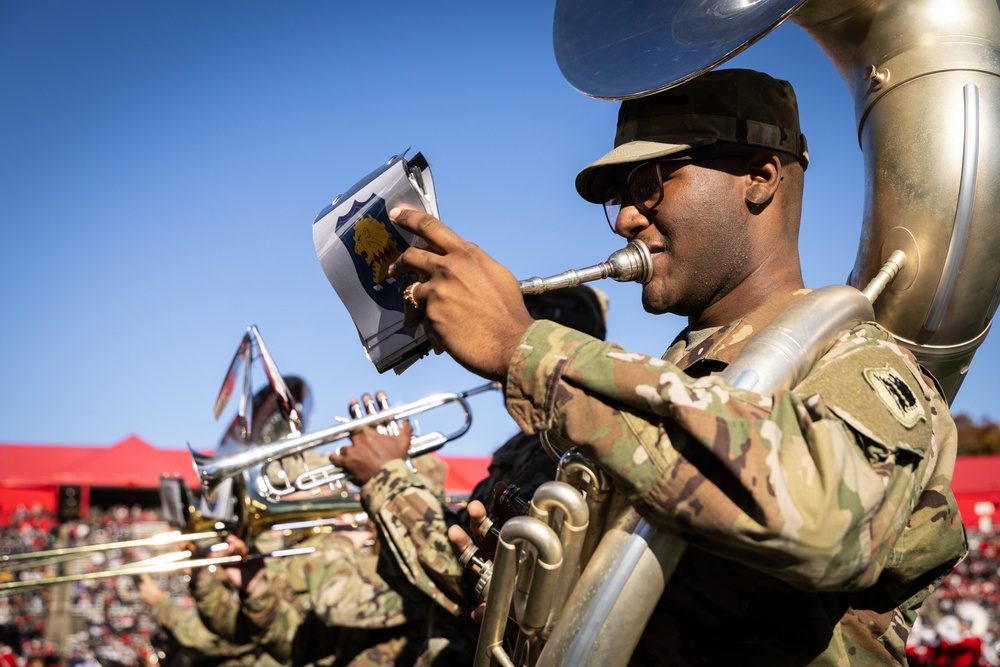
top-left (342, 69), bottom-right (967, 665)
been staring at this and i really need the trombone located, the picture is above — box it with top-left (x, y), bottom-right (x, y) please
top-left (0, 482), bottom-right (357, 595)
top-left (0, 530), bottom-right (222, 575)
top-left (0, 544), bottom-right (319, 595)
top-left (0, 465), bottom-right (363, 595)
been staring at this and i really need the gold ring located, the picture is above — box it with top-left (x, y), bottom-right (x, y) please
top-left (403, 282), bottom-right (421, 310)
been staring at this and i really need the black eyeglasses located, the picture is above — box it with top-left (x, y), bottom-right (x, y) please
top-left (602, 153), bottom-right (751, 232)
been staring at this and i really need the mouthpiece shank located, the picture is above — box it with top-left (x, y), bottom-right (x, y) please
top-left (519, 239), bottom-right (652, 295)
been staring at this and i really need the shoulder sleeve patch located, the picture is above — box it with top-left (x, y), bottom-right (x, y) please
top-left (794, 344), bottom-right (932, 454)
top-left (863, 365), bottom-right (926, 428)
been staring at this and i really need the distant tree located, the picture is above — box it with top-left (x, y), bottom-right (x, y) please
top-left (954, 414), bottom-right (1000, 456)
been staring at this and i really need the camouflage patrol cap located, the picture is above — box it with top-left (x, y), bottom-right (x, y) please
top-left (524, 285), bottom-right (608, 341)
top-left (576, 68), bottom-right (809, 203)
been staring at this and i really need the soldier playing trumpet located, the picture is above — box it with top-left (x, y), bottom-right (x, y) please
top-left (331, 287), bottom-right (610, 661)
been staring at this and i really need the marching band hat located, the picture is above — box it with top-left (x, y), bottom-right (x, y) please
top-left (576, 68), bottom-right (809, 204)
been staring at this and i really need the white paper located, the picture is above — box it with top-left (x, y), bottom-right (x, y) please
top-left (312, 151), bottom-right (438, 373)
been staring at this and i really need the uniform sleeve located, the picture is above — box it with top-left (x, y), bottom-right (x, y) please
top-left (151, 597), bottom-right (249, 657)
top-left (361, 459), bottom-right (467, 615)
top-left (190, 565), bottom-right (243, 643)
top-left (505, 319), bottom-right (965, 593)
top-left (303, 532), bottom-right (410, 629)
top-left (238, 566), bottom-right (304, 665)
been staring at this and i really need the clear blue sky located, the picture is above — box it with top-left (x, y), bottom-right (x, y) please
top-left (1, 2), bottom-right (997, 460)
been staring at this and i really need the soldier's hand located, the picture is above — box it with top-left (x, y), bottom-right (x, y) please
top-left (329, 420), bottom-right (414, 486)
top-left (447, 523), bottom-right (489, 624)
top-left (218, 535), bottom-right (265, 594)
top-left (388, 208), bottom-right (534, 381)
top-left (137, 573), bottom-right (164, 607)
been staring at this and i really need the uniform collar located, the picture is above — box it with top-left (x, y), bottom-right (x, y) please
top-left (664, 289), bottom-right (811, 374)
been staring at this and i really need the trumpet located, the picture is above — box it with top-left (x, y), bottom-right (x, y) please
top-left (518, 239), bottom-right (651, 295)
top-left (191, 382), bottom-right (501, 494)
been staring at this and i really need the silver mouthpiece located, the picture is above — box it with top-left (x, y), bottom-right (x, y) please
top-left (518, 239), bottom-right (652, 295)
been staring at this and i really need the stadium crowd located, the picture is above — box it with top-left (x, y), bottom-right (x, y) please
top-left (0, 497), bottom-right (998, 666)
top-left (907, 517), bottom-right (1000, 667)
top-left (0, 502), bottom-right (188, 667)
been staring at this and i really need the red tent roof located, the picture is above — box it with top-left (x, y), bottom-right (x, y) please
top-left (0, 436), bottom-right (200, 489)
top-left (67, 436), bottom-right (199, 488)
top-left (0, 438), bottom-right (490, 496)
top-left (441, 456), bottom-right (490, 496)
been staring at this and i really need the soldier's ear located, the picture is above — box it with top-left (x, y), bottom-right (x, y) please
top-left (744, 152), bottom-right (782, 210)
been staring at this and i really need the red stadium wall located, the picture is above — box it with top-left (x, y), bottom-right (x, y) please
top-left (0, 486), bottom-right (58, 517)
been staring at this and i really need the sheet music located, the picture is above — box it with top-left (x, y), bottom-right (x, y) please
top-left (312, 151), bottom-right (438, 373)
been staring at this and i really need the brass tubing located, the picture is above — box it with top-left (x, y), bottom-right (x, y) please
top-left (0, 530), bottom-right (221, 566)
top-left (0, 552), bottom-right (241, 595)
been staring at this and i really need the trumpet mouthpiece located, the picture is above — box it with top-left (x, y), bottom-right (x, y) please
top-left (518, 239), bottom-right (652, 295)
top-left (607, 239), bottom-right (652, 285)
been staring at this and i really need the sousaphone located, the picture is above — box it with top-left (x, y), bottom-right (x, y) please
top-left (553, 0), bottom-right (1000, 401)
top-left (474, 1), bottom-right (1000, 665)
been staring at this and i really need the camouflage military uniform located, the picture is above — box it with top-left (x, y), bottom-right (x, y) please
top-left (192, 530), bottom-right (424, 667)
top-left (358, 287), bottom-right (603, 663)
top-left (504, 289), bottom-right (968, 666)
top-left (190, 565), bottom-right (245, 645)
top-left (149, 594), bottom-right (258, 667)
top-left (189, 559), bottom-right (287, 667)
top-left (361, 433), bottom-right (558, 663)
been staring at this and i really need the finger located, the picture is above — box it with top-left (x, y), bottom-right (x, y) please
top-left (402, 305), bottom-right (423, 329)
top-left (389, 244), bottom-right (441, 281)
top-left (225, 535), bottom-right (248, 557)
top-left (447, 524), bottom-right (474, 553)
top-left (389, 207), bottom-right (465, 255)
top-left (471, 602), bottom-right (487, 624)
top-left (402, 283), bottom-right (425, 328)
top-left (328, 450), bottom-right (345, 468)
top-left (468, 500), bottom-right (488, 523)
top-left (424, 326), bottom-right (445, 355)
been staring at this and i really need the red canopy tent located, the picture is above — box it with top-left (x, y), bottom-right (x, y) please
top-left (0, 437), bottom-right (490, 522)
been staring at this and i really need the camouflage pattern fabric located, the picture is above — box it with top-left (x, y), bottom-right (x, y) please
top-left (360, 430), bottom-right (559, 662)
top-left (505, 289), bottom-right (967, 666)
top-left (576, 68), bottom-right (810, 204)
top-left (193, 530), bottom-right (424, 667)
top-left (361, 459), bottom-right (467, 616)
top-left (150, 595), bottom-right (258, 666)
top-left (190, 565), bottom-right (245, 645)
